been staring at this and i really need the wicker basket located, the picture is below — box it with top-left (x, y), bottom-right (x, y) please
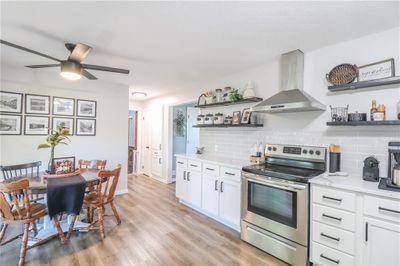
top-left (43, 168), bottom-right (81, 178)
top-left (326, 64), bottom-right (358, 85)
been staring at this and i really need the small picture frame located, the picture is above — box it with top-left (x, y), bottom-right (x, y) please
top-left (77, 99), bottom-right (96, 117)
top-left (232, 111), bottom-right (241, 125)
top-left (0, 114), bottom-right (22, 135)
top-left (24, 115), bottom-right (49, 135)
top-left (52, 117), bottom-right (74, 135)
top-left (358, 58), bottom-right (395, 82)
top-left (53, 156), bottom-right (75, 174)
top-left (0, 91), bottom-right (23, 113)
top-left (76, 118), bottom-right (96, 136)
top-left (25, 94), bottom-right (50, 115)
top-left (241, 108), bottom-right (252, 124)
top-left (53, 97), bottom-right (74, 116)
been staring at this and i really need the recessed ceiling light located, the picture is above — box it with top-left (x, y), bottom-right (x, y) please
top-left (132, 92), bottom-right (147, 98)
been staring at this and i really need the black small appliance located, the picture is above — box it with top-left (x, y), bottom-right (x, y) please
top-left (363, 156), bottom-right (379, 182)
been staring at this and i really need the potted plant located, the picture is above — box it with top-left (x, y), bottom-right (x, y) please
top-left (38, 123), bottom-right (70, 174)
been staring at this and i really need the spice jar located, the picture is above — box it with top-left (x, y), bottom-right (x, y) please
top-left (197, 114), bottom-right (205, 125)
top-left (214, 113), bottom-right (224, 124)
top-left (205, 114), bottom-right (214, 125)
top-left (224, 115), bottom-right (233, 125)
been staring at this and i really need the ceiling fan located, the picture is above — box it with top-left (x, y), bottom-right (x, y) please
top-left (0, 39), bottom-right (130, 80)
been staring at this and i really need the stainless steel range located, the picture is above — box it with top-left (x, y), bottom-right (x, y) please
top-left (241, 144), bottom-right (326, 266)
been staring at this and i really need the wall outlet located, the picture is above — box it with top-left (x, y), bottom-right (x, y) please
top-left (214, 145), bottom-right (218, 152)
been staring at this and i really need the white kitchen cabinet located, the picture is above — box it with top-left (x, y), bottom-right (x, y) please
top-left (186, 171), bottom-right (202, 208)
top-left (363, 217), bottom-right (400, 266)
top-left (219, 178), bottom-right (241, 227)
top-left (202, 174), bottom-right (219, 217)
top-left (175, 167), bottom-right (187, 200)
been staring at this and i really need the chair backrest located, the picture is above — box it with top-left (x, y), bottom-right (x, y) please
top-left (0, 178), bottom-right (30, 221)
top-left (95, 164), bottom-right (121, 203)
top-left (78, 160), bottom-right (107, 170)
top-left (0, 161), bottom-right (42, 180)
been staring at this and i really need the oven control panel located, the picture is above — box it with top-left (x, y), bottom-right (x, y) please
top-left (265, 144), bottom-right (326, 161)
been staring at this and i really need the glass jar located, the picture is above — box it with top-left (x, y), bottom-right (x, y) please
top-left (197, 114), bottom-right (205, 125)
top-left (215, 89), bottom-right (223, 103)
top-left (214, 113), bottom-right (224, 124)
top-left (205, 114), bottom-right (214, 125)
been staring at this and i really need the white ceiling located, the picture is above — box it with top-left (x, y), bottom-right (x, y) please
top-left (1, 1), bottom-right (399, 100)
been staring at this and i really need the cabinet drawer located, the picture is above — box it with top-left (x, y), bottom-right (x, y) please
top-left (176, 158), bottom-right (187, 168)
top-left (312, 221), bottom-right (355, 255)
top-left (313, 204), bottom-right (356, 232)
top-left (312, 242), bottom-right (354, 266)
top-left (313, 186), bottom-right (356, 212)
top-left (188, 160), bottom-right (202, 172)
top-left (203, 163), bottom-right (220, 176)
top-left (364, 195), bottom-right (400, 224)
top-left (220, 167), bottom-right (241, 182)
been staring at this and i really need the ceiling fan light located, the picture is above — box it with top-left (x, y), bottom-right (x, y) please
top-left (60, 71), bottom-right (82, 80)
top-left (60, 61), bottom-right (82, 80)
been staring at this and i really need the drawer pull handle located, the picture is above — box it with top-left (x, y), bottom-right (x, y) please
top-left (378, 206), bottom-right (400, 214)
top-left (322, 195), bottom-right (342, 202)
top-left (214, 180), bottom-right (218, 191)
top-left (206, 168), bottom-right (215, 171)
top-left (320, 254), bottom-right (340, 264)
top-left (225, 172), bottom-right (235, 176)
top-left (190, 164), bottom-right (198, 167)
top-left (220, 181), bottom-right (224, 192)
top-left (322, 213), bottom-right (342, 222)
top-left (183, 171), bottom-right (186, 180)
top-left (187, 172), bottom-right (190, 181)
top-left (320, 232), bottom-right (340, 242)
top-left (178, 162), bottom-right (184, 164)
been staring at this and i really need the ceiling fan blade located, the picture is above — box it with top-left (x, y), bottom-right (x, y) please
top-left (82, 64), bottom-right (130, 74)
top-left (0, 39), bottom-right (61, 62)
top-left (25, 64), bottom-right (60, 69)
top-left (81, 69), bottom-right (98, 80)
top-left (68, 43), bottom-right (92, 62)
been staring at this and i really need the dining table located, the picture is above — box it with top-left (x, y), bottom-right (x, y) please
top-left (26, 168), bottom-right (100, 246)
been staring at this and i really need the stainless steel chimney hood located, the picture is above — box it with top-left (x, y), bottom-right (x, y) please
top-left (251, 50), bottom-right (326, 113)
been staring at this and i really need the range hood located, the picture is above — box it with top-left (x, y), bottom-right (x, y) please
top-left (251, 50), bottom-right (326, 113)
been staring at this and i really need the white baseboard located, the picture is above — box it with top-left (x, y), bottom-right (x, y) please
top-left (115, 189), bottom-right (128, 195)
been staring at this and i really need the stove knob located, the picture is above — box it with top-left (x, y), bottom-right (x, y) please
top-left (272, 147), bottom-right (277, 151)
top-left (316, 150), bottom-right (321, 156)
top-left (303, 149), bottom-right (308, 154)
top-left (267, 146), bottom-right (272, 151)
top-left (309, 150), bottom-right (314, 155)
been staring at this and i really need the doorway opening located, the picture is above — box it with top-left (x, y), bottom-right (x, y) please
top-left (171, 102), bottom-right (199, 180)
top-left (128, 110), bottom-right (139, 174)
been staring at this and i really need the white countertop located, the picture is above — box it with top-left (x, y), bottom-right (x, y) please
top-left (175, 154), bottom-right (249, 169)
top-left (310, 174), bottom-right (400, 200)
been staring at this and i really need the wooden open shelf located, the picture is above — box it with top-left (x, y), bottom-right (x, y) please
top-left (193, 124), bottom-right (264, 128)
top-left (327, 120), bottom-right (400, 126)
top-left (195, 97), bottom-right (263, 108)
top-left (328, 76), bottom-right (400, 92)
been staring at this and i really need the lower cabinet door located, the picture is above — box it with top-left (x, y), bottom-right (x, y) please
top-left (201, 174), bottom-right (219, 217)
top-left (219, 178), bottom-right (241, 227)
top-left (363, 217), bottom-right (400, 266)
top-left (176, 167), bottom-right (187, 200)
top-left (186, 171), bottom-right (202, 208)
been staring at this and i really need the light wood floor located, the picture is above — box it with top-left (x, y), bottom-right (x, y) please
top-left (1, 175), bottom-right (287, 266)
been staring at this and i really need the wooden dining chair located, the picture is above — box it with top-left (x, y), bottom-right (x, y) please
top-left (0, 178), bottom-right (65, 266)
top-left (78, 159), bottom-right (107, 170)
top-left (83, 164), bottom-right (122, 239)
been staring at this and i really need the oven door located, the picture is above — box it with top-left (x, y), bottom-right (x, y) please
top-left (241, 173), bottom-right (309, 246)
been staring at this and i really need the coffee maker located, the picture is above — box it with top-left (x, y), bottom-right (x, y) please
top-left (388, 142), bottom-right (400, 187)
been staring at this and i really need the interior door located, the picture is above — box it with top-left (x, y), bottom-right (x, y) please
top-left (151, 106), bottom-right (163, 151)
top-left (202, 174), bottom-right (219, 216)
top-left (186, 107), bottom-right (199, 154)
top-left (219, 178), bottom-right (241, 227)
top-left (142, 110), bottom-right (151, 176)
top-left (364, 217), bottom-right (400, 266)
top-left (186, 171), bottom-right (202, 207)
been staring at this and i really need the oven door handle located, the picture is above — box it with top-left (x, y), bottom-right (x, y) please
top-left (244, 175), bottom-right (307, 191)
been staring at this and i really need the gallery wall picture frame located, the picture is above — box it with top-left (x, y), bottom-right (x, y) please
top-left (25, 94), bottom-right (50, 115)
top-left (24, 115), bottom-right (49, 135)
top-left (241, 108), bottom-right (252, 124)
top-left (232, 111), bottom-right (241, 125)
top-left (76, 118), bottom-right (96, 136)
top-left (0, 114), bottom-right (22, 135)
top-left (52, 96), bottom-right (75, 116)
top-left (0, 91), bottom-right (23, 113)
top-left (358, 58), bottom-right (395, 82)
top-left (76, 99), bottom-right (96, 118)
top-left (52, 117), bottom-right (74, 136)
top-left (52, 156), bottom-right (76, 174)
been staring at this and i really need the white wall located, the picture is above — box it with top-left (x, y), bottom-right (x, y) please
top-left (142, 27), bottom-right (400, 179)
top-left (0, 80), bottom-right (129, 194)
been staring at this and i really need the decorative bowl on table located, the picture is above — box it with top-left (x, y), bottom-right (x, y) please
top-left (43, 168), bottom-right (81, 178)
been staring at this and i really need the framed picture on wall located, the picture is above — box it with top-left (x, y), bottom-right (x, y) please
top-left (25, 94), bottom-right (50, 115)
top-left (52, 97), bottom-right (74, 116)
top-left (0, 91), bottom-right (23, 113)
top-left (76, 99), bottom-right (96, 117)
top-left (24, 115), bottom-right (49, 135)
top-left (76, 118), bottom-right (96, 136)
top-left (0, 114), bottom-right (22, 135)
top-left (52, 117), bottom-right (74, 135)
top-left (358, 58), bottom-right (395, 82)
top-left (241, 108), bottom-right (251, 124)
top-left (232, 111), bottom-right (241, 125)
top-left (52, 156), bottom-right (75, 174)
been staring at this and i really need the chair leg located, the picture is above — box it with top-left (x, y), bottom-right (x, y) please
top-left (66, 215), bottom-right (78, 241)
top-left (91, 208), bottom-right (95, 223)
top-left (98, 206), bottom-right (105, 239)
top-left (110, 201), bottom-right (121, 225)
top-left (0, 224), bottom-right (8, 244)
top-left (19, 223), bottom-right (29, 266)
top-left (31, 222), bottom-right (38, 236)
top-left (53, 217), bottom-right (66, 243)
